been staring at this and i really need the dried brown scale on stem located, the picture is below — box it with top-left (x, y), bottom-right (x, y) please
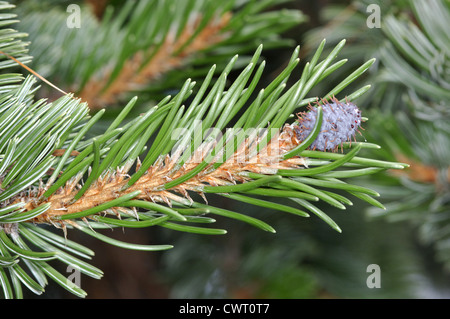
top-left (22, 123), bottom-right (307, 226)
top-left (79, 12), bottom-right (232, 108)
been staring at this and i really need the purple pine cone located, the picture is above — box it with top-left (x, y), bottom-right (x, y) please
top-left (294, 98), bottom-right (362, 151)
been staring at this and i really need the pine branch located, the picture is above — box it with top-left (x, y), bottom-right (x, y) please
top-left (4, 41), bottom-right (406, 237)
top-left (79, 11), bottom-right (233, 107)
top-left (25, 104), bottom-right (309, 226)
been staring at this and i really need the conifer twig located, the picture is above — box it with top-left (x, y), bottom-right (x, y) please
top-left (24, 116), bottom-right (309, 226)
top-left (79, 12), bottom-right (232, 107)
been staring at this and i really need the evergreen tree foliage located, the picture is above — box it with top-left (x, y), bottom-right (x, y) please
top-left (0, 0), bottom-right (409, 298)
